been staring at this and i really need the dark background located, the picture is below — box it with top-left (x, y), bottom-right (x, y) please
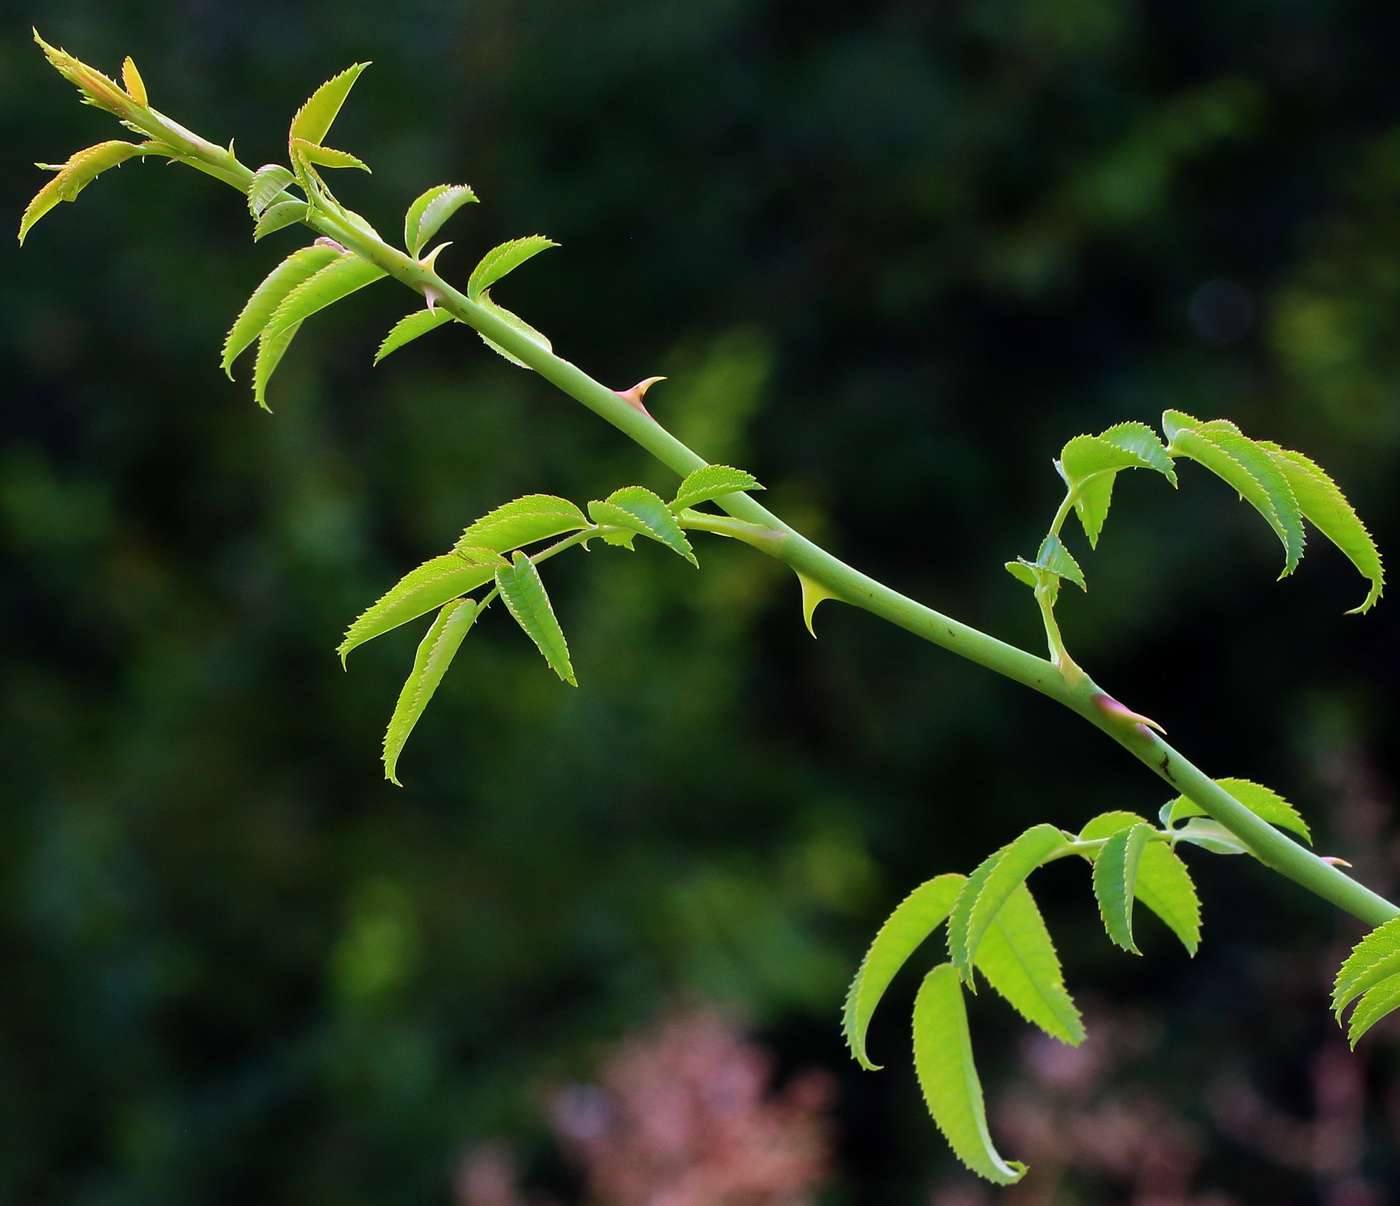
top-left (4, 1), bottom-right (1400, 1202)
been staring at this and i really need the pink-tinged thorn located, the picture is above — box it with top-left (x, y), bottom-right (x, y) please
top-left (424, 285), bottom-right (444, 314)
top-left (1090, 693), bottom-right (1166, 735)
top-left (1321, 856), bottom-right (1355, 868)
top-left (314, 236), bottom-right (347, 253)
top-left (614, 375), bottom-right (666, 416)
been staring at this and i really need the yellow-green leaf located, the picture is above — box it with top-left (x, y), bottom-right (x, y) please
top-left (288, 63), bottom-right (370, 147)
top-left (913, 964), bottom-right (1027, 1184)
top-left (467, 235), bottom-right (558, 299)
top-left (382, 598), bottom-right (479, 785)
top-left (339, 551), bottom-right (504, 663)
top-left (19, 140), bottom-right (152, 244)
top-left (670, 464), bottom-right (764, 512)
top-left (262, 253), bottom-right (387, 343)
top-left (455, 495), bottom-right (590, 556)
top-left (222, 244), bottom-right (341, 377)
top-left (375, 308), bottom-right (455, 364)
top-left (405, 185), bottom-right (479, 258)
top-left (1164, 777), bottom-right (1310, 843)
top-left (495, 552), bottom-right (576, 686)
top-left (842, 873), bottom-right (965, 1071)
top-left (973, 882), bottom-right (1084, 1044)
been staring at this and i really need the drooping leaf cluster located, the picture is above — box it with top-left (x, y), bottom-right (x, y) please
top-left (842, 776), bottom-right (1327, 1180)
top-left (1008, 415), bottom-right (1383, 617)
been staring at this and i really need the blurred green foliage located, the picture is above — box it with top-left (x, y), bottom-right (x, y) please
top-left (3, 1), bottom-right (1400, 1202)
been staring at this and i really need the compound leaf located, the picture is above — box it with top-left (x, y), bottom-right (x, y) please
top-left (467, 235), bottom-right (558, 299)
top-left (948, 824), bottom-right (1070, 982)
top-left (289, 62), bottom-right (370, 148)
top-left (1092, 823), bottom-right (1154, 953)
top-left (843, 873), bottom-right (966, 1071)
top-left (404, 185), bottom-right (478, 257)
top-left (375, 308), bottom-right (454, 363)
top-left (496, 552), bottom-right (575, 685)
top-left (913, 964), bottom-right (1027, 1185)
top-left (221, 243), bottom-right (341, 377)
top-left (263, 252), bottom-right (386, 342)
top-left (253, 200), bottom-right (308, 241)
top-left (248, 164), bottom-right (295, 216)
top-left (973, 882), bottom-right (1084, 1044)
top-left (382, 598), bottom-right (479, 785)
top-left (1163, 412), bottom-right (1305, 576)
top-left (338, 551), bottom-right (504, 662)
top-left (19, 140), bottom-right (152, 244)
top-left (455, 495), bottom-right (589, 556)
top-left (1164, 777), bottom-right (1310, 843)
top-left (589, 487), bottom-right (696, 565)
top-left (670, 464), bottom-right (764, 512)
top-left (1259, 443), bottom-right (1384, 613)
top-left (475, 291), bottom-right (552, 368)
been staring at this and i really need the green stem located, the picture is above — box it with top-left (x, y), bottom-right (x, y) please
top-left (148, 136), bottom-right (1400, 928)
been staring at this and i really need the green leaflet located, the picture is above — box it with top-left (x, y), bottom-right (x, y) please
top-left (252, 320), bottom-right (300, 412)
top-left (587, 487), bottom-right (697, 565)
top-left (1099, 421), bottom-right (1177, 480)
top-left (221, 243), bottom-right (341, 377)
top-left (288, 62), bottom-right (370, 148)
top-left (338, 551), bottom-right (504, 662)
top-left (253, 200), bottom-right (308, 241)
top-left (1344, 978), bottom-right (1400, 1047)
top-left (1163, 411), bottom-right (1305, 576)
top-left (404, 185), bottom-right (479, 258)
top-left (291, 140), bottom-right (371, 172)
top-left (1080, 812), bottom-right (1201, 954)
top-left (1133, 844), bottom-right (1202, 955)
top-left (455, 495), bottom-right (590, 556)
top-left (1092, 823), bottom-right (1155, 953)
top-left (913, 964), bottom-right (1027, 1185)
top-left (262, 253), bottom-right (388, 343)
top-left (1058, 424), bottom-right (1175, 548)
top-left (1172, 818), bottom-right (1248, 856)
top-left (496, 552), bottom-right (576, 685)
top-left (670, 464), bottom-right (764, 512)
top-left (1163, 776), bottom-right (1311, 843)
top-left (382, 598), bottom-right (479, 786)
top-left (19, 140), bottom-right (154, 244)
top-left (948, 824), bottom-right (1070, 983)
top-left (375, 308), bottom-right (454, 363)
top-left (248, 164), bottom-right (295, 216)
top-left (467, 235), bottom-right (558, 299)
top-left (1258, 443), bottom-right (1384, 613)
top-left (475, 291), bottom-right (553, 368)
top-left (973, 882), bottom-right (1085, 1044)
top-left (1035, 534), bottom-right (1085, 590)
top-left (842, 873), bottom-right (966, 1071)
top-left (1334, 916), bottom-right (1400, 1045)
